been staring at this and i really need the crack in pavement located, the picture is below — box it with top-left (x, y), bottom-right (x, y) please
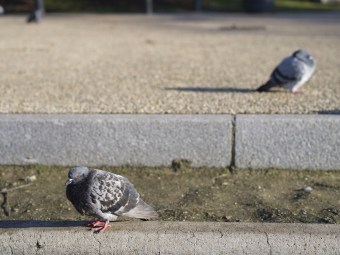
top-left (93, 233), bottom-right (102, 255)
top-left (8, 235), bottom-right (14, 255)
top-left (264, 232), bottom-right (272, 255)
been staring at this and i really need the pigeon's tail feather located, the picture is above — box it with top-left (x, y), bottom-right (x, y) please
top-left (124, 199), bottom-right (158, 220)
top-left (256, 79), bottom-right (277, 92)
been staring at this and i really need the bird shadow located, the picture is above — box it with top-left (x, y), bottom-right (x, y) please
top-left (317, 110), bottom-right (340, 115)
top-left (0, 220), bottom-right (89, 228)
top-left (165, 86), bottom-right (257, 93)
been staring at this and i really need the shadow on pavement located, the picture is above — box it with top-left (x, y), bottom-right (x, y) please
top-left (318, 110), bottom-right (340, 115)
top-left (0, 220), bottom-right (88, 228)
top-left (165, 87), bottom-right (257, 93)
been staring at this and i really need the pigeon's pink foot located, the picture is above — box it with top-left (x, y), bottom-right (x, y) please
top-left (292, 89), bottom-right (303, 95)
top-left (92, 221), bottom-right (110, 233)
top-left (86, 220), bottom-right (105, 228)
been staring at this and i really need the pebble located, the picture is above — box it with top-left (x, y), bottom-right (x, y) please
top-left (22, 175), bottom-right (37, 182)
top-left (11, 208), bottom-right (19, 213)
top-left (304, 186), bottom-right (313, 193)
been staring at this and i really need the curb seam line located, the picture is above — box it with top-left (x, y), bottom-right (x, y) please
top-left (230, 115), bottom-right (236, 170)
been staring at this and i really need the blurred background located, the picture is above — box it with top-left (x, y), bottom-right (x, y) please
top-left (0, 0), bottom-right (340, 13)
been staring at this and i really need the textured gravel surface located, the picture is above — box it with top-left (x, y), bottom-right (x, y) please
top-left (0, 13), bottom-right (339, 114)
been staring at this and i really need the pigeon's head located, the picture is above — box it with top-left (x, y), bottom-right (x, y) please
top-left (293, 49), bottom-right (315, 66)
top-left (65, 166), bottom-right (90, 186)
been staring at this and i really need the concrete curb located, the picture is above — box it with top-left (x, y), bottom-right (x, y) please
top-left (0, 114), bottom-right (231, 167)
top-left (0, 114), bottom-right (339, 169)
top-left (235, 115), bottom-right (340, 170)
top-left (0, 221), bottom-right (339, 254)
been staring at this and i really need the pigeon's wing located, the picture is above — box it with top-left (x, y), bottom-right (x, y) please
top-left (112, 175), bottom-right (140, 215)
top-left (271, 57), bottom-right (303, 86)
top-left (88, 170), bottom-right (139, 216)
top-left (116, 176), bottom-right (157, 219)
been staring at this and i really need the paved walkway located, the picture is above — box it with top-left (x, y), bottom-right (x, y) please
top-left (0, 13), bottom-right (339, 114)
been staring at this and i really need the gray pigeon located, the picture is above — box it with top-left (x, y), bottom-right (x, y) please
top-left (66, 166), bottom-right (158, 233)
top-left (257, 49), bottom-right (316, 93)
top-left (27, 0), bottom-right (44, 23)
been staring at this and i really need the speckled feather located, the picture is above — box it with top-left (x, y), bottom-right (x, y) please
top-left (66, 167), bottom-right (157, 222)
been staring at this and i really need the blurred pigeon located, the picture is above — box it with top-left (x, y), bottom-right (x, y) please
top-left (257, 49), bottom-right (316, 93)
top-left (27, 0), bottom-right (44, 23)
top-left (0, 5), bottom-right (4, 15)
top-left (66, 166), bottom-right (158, 233)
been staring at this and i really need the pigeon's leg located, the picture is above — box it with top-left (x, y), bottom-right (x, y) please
top-left (292, 87), bottom-right (303, 94)
top-left (292, 90), bottom-right (303, 95)
top-left (86, 220), bottom-right (105, 227)
top-left (92, 220), bottom-right (110, 233)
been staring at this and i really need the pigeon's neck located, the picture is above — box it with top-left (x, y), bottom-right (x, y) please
top-left (293, 53), bottom-right (313, 66)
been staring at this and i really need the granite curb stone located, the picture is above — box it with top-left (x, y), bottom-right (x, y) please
top-left (0, 114), bottom-right (339, 169)
top-left (235, 115), bottom-right (340, 170)
top-left (0, 114), bottom-right (232, 167)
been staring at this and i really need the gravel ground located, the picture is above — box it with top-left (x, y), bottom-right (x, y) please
top-left (0, 13), bottom-right (339, 114)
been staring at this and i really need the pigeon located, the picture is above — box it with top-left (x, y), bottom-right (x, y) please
top-left (66, 166), bottom-right (158, 233)
top-left (27, 0), bottom-right (44, 23)
top-left (257, 49), bottom-right (316, 93)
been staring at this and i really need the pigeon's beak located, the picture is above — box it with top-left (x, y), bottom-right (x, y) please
top-left (65, 179), bottom-right (73, 186)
